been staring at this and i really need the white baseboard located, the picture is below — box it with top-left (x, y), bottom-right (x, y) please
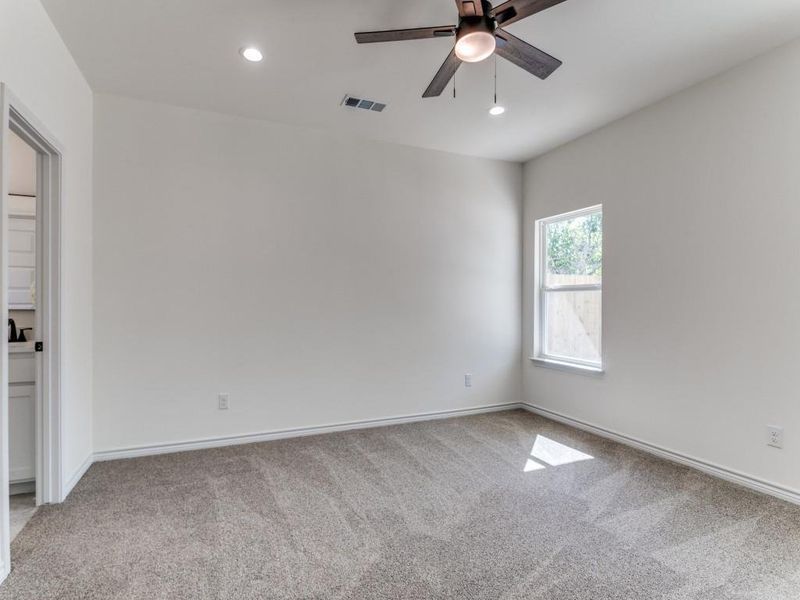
top-left (9, 480), bottom-right (35, 496)
top-left (93, 402), bottom-right (520, 462)
top-left (42, 402), bottom-right (800, 509)
top-left (520, 402), bottom-right (800, 506)
top-left (63, 453), bottom-right (94, 500)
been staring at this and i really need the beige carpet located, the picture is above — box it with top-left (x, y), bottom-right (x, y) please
top-left (2, 409), bottom-right (800, 599)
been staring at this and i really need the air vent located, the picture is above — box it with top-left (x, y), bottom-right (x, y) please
top-left (341, 95), bottom-right (387, 113)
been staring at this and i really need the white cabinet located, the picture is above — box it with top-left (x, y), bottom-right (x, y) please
top-left (8, 215), bottom-right (35, 309)
top-left (10, 385), bottom-right (35, 483)
top-left (9, 350), bottom-right (36, 383)
top-left (10, 383), bottom-right (35, 483)
top-left (9, 353), bottom-right (35, 484)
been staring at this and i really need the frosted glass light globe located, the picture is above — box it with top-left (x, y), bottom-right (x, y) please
top-left (455, 31), bottom-right (496, 63)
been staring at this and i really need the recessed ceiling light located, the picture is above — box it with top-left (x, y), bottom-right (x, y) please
top-left (240, 47), bottom-right (263, 62)
top-left (489, 105), bottom-right (506, 116)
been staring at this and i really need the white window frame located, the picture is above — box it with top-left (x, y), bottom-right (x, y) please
top-left (532, 204), bottom-right (603, 374)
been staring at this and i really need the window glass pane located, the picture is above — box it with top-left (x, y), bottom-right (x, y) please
top-left (544, 290), bottom-right (601, 364)
top-left (545, 212), bottom-right (602, 287)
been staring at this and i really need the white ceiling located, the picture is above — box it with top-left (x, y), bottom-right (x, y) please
top-left (42, 0), bottom-right (800, 162)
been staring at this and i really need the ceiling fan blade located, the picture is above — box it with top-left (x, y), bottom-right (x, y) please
top-left (455, 0), bottom-right (484, 17)
top-left (355, 26), bottom-right (456, 44)
top-left (495, 29), bottom-right (562, 79)
top-left (492, 0), bottom-right (567, 27)
top-left (422, 49), bottom-right (462, 98)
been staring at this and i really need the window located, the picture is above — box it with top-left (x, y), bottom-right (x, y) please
top-left (534, 205), bottom-right (602, 371)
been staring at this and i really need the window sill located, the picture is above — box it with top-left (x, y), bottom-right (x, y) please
top-left (529, 357), bottom-right (604, 376)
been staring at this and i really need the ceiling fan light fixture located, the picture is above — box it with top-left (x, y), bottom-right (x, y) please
top-left (353, 0), bottom-right (565, 98)
top-left (454, 28), bottom-right (495, 63)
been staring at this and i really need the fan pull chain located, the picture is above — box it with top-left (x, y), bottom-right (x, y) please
top-left (494, 53), bottom-right (498, 105)
top-left (453, 68), bottom-right (457, 99)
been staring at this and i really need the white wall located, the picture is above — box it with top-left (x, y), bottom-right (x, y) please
top-left (523, 38), bottom-right (800, 494)
top-left (93, 94), bottom-right (521, 452)
top-left (0, 0), bottom-right (94, 494)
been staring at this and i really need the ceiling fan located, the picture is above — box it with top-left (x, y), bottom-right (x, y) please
top-left (354, 0), bottom-right (566, 98)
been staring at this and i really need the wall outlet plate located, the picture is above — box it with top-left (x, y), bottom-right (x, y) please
top-left (767, 425), bottom-right (783, 449)
top-left (464, 373), bottom-right (472, 388)
top-left (218, 393), bottom-right (230, 410)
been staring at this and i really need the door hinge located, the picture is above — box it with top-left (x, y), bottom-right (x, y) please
top-left (35, 341), bottom-right (43, 352)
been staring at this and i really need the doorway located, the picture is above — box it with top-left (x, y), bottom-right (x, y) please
top-left (7, 128), bottom-right (37, 541)
top-left (0, 84), bottom-right (63, 581)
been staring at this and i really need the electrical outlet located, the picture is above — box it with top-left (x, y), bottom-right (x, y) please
top-left (767, 425), bottom-right (783, 449)
top-left (218, 393), bottom-right (230, 410)
top-left (464, 373), bottom-right (472, 388)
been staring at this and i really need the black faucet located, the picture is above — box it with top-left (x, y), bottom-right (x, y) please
top-left (8, 318), bottom-right (17, 343)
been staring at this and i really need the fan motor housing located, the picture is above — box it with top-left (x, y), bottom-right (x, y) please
top-left (457, 17), bottom-right (496, 39)
top-left (457, 0), bottom-right (496, 34)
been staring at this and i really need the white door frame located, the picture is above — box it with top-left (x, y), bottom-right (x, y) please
top-left (0, 83), bottom-right (63, 581)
